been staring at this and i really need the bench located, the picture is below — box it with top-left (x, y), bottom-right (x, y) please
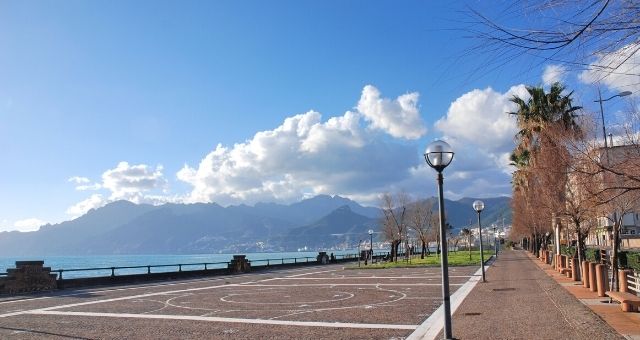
top-left (606, 291), bottom-right (640, 312)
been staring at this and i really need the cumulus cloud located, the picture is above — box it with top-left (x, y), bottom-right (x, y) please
top-left (357, 85), bottom-right (427, 139)
top-left (66, 194), bottom-right (106, 217)
top-left (64, 84), bottom-right (526, 214)
top-left (67, 162), bottom-right (171, 217)
top-left (102, 162), bottom-right (167, 201)
top-left (579, 43), bottom-right (640, 95)
top-left (12, 218), bottom-right (47, 232)
top-left (431, 85), bottom-right (528, 198)
top-left (542, 64), bottom-right (568, 86)
top-left (435, 85), bottom-right (526, 157)
top-left (177, 106), bottom-right (418, 205)
top-left (68, 176), bottom-right (101, 191)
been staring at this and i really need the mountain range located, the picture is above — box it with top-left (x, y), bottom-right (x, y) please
top-left (0, 195), bottom-right (511, 256)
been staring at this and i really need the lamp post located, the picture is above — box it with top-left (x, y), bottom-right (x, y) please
top-left (368, 229), bottom-right (374, 264)
top-left (595, 88), bottom-right (632, 291)
top-left (473, 200), bottom-right (486, 283)
top-left (424, 140), bottom-right (454, 340)
top-left (493, 224), bottom-right (498, 258)
top-left (595, 88), bottom-right (632, 149)
top-left (358, 240), bottom-right (362, 268)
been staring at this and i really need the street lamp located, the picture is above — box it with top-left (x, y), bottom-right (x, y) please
top-left (473, 200), bottom-right (486, 283)
top-left (368, 229), bottom-right (374, 264)
top-left (493, 224), bottom-right (498, 258)
top-left (595, 89), bottom-right (632, 148)
top-left (424, 140), bottom-right (454, 340)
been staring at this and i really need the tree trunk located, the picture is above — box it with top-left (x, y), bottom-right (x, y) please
top-left (612, 220), bottom-right (620, 291)
top-left (468, 236), bottom-right (472, 260)
top-left (576, 229), bottom-right (583, 281)
top-left (421, 240), bottom-right (426, 259)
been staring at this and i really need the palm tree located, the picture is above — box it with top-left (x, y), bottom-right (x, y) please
top-left (509, 82), bottom-right (582, 257)
top-left (509, 82), bottom-right (581, 170)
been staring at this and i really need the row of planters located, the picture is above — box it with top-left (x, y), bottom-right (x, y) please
top-left (559, 245), bottom-right (640, 272)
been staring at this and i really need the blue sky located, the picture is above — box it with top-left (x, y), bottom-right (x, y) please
top-left (1, 1), bottom-right (636, 231)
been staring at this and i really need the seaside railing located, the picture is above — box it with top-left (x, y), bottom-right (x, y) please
top-left (50, 253), bottom-right (364, 280)
top-left (53, 261), bottom-right (232, 280)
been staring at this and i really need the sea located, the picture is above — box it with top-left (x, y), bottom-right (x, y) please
top-left (0, 250), bottom-right (361, 279)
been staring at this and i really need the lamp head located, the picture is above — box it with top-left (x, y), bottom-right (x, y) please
top-left (619, 91), bottom-right (632, 97)
top-left (368, 229), bottom-right (373, 235)
top-left (473, 200), bottom-right (484, 213)
top-left (424, 140), bottom-right (454, 172)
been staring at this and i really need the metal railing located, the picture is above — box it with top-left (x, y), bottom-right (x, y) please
top-left (46, 253), bottom-right (360, 280)
top-left (53, 261), bottom-right (231, 280)
top-left (627, 271), bottom-right (640, 295)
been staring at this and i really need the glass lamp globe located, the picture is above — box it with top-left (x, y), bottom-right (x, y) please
top-left (424, 140), bottom-right (454, 172)
top-left (473, 200), bottom-right (485, 213)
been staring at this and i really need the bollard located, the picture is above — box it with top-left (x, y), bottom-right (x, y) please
top-left (595, 264), bottom-right (608, 297)
top-left (619, 269), bottom-right (635, 312)
top-left (589, 262), bottom-right (598, 293)
top-left (571, 259), bottom-right (579, 281)
top-left (582, 261), bottom-right (590, 288)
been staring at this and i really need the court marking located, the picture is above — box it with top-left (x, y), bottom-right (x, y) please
top-left (241, 283), bottom-right (464, 287)
top-left (0, 265), bottom-right (333, 306)
top-left (26, 310), bottom-right (419, 330)
top-left (407, 257), bottom-right (494, 340)
top-left (0, 265), bottom-right (480, 332)
top-left (0, 267), bottom-right (339, 318)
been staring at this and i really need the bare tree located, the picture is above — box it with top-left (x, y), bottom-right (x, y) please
top-left (380, 192), bottom-right (408, 262)
top-left (461, 228), bottom-right (473, 260)
top-left (408, 199), bottom-right (437, 259)
top-left (467, 1), bottom-right (640, 78)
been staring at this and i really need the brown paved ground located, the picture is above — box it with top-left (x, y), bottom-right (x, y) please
top-left (438, 249), bottom-right (623, 340)
top-left (531, 251), bottom-right (640, 339)
top-left (0, 263), bottom-right (478, 339)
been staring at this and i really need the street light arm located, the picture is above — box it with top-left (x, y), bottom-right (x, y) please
top-left (595, 91), bottom-right (633, 103)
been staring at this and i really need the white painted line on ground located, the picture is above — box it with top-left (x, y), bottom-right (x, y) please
top-left (407, 256), bottom-right (495, 340)
top-left (285, 269), bottom-right (337, 278)
top-left (244, 283), bottom-right (464, 287)
top-left (277, 276), bottom-right (471, 280)
top-left (28, 310), bottom-right (418, 330)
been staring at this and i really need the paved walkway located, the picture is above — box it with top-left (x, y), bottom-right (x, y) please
top-left (438, 249), bottom-right (623, 340)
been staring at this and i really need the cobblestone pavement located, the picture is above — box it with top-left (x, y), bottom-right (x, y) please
top-left (0, 263), bottom-right (478, 339)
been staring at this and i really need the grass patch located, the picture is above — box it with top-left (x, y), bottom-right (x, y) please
top-left (348, 250), bottom-right (495, 269)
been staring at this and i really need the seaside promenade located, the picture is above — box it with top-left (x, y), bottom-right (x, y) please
top-left (0, 250), bottom-right (636, 339)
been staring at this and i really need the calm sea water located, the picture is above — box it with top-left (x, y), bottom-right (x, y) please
top-left (0, 250), bottom-right (360, 279)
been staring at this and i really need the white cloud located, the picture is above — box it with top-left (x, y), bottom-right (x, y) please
top-left (579, 43), bottom-right (640, 95)
top-left (357, 85), bottom-right (427, 139)
top-left (429, 85), bottom-right (529, 199)
top-left (66, 194), bottom-right (105, 217)
top-left (542, 64), bottom-right (568, 86)
top-left (68, 176), bottom-right (101, 191)
top-left (177, 86), bottom-right (422, 205)
top-left (102, 162), bottom-right (167, 201)
top-left (435, 85), bottom-right (526, 157)
top-left (64, 84), bottom-right (526, 215)
top-left (68, 176), bottom-right (90, 184)
top-left (67, 162), bottom-right (171, 217)
top-left (12, 218), bottom-right (47, 232)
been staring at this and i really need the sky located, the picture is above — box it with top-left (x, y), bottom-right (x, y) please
top-left (1, 1), bottom-right (637, 232)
